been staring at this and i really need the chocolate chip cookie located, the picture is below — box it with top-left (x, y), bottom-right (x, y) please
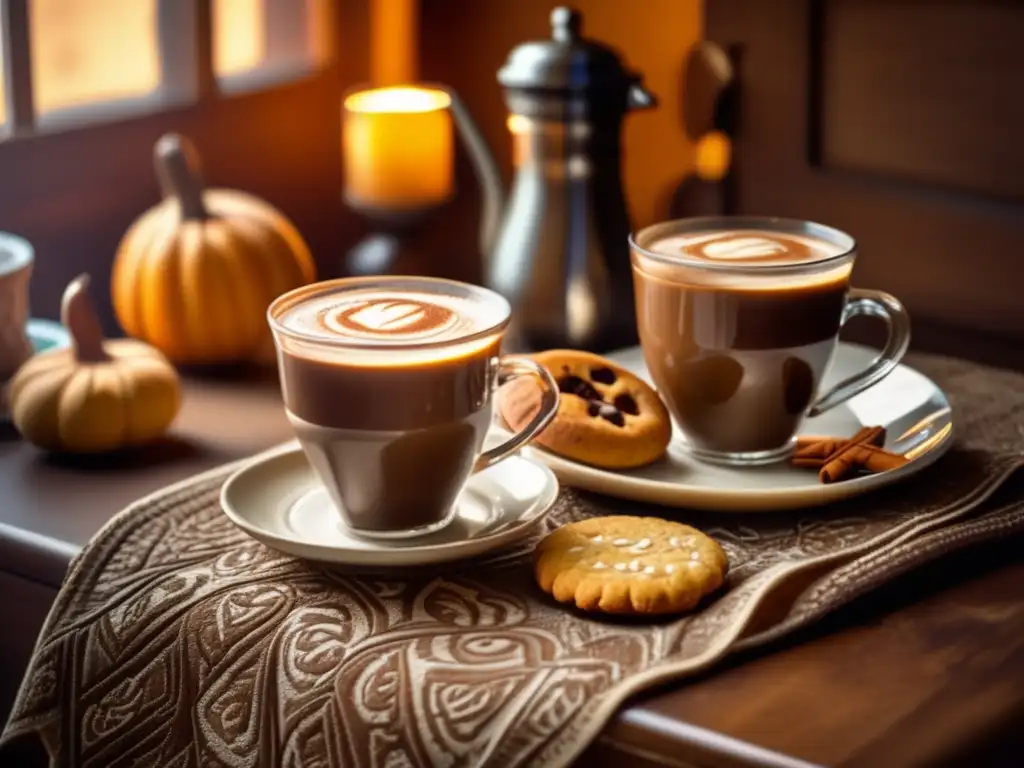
top-left (498, 349), bottom-right (671, 469)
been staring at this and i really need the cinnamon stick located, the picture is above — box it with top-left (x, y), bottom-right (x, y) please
top-left (853, 444), bottom-right (909, 474)
top-left (792, 427), bottom-right (907, 481)
top-left (795, 430), bottom-right (885, 460)
top-left (819, 426), bottom-right (887, 484)
top-left (794, 437), bottom-right (845, 460)
top-left (793, 444), bottom-right (907, 471)
top-left (791, 456), bottom-right (828, 469)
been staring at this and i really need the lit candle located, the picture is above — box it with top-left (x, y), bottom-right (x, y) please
top-left (343, 86), bottom-right (454, 211)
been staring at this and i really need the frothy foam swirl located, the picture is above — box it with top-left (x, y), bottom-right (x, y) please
top-left (700, 236), bottom-right (789, 260)
top-left (324, 298), bottom-right (458, 340)
top-left (653, 230), bottom-right (844, 265)
top-left (278, 289), bottom-right (499, 345)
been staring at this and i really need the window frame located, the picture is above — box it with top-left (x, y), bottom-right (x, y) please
top-left (0, 0), bottom-right (369, 332)
top-left (0, 0), bottom-right (330, 138)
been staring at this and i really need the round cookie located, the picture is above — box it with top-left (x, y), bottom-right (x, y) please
top-left (499, 349), bottom-right (671, 469)
top-left (534, 516), bottom-right (728, 615)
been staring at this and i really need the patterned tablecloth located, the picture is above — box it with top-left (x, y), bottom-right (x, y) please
top-left (2, 352), bottom-right (1024, 767)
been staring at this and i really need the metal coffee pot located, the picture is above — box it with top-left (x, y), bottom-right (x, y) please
top-left (485, 6), bottom-right (657, 352)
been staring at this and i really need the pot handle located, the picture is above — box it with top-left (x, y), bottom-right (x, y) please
top-left (446, 88), bottom-right (506, 263)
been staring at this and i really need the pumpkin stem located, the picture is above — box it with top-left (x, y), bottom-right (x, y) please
top-left (154, 132), bottom-right (209, 221)
top-left (62, 274), bottom-right (110, 363)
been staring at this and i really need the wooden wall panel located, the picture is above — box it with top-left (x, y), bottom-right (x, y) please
top-left (706, 0), bottom-right (1024, 367)
top-left (819, 0), bottom-right (1024, 201)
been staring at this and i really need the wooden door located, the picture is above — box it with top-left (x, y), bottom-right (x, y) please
top-left (704, 0), bottom-right (1024, 369)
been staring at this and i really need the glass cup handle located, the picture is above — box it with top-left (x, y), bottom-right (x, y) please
top-left (476, 357), bottom-right (559, 471)
top-left (807, 288), bottom-right (911, 418)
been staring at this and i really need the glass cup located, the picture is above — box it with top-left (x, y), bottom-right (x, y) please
top-left (629, 216), bottom-right (910, 466)
top-left (268, 276), bottom-right (558, 538)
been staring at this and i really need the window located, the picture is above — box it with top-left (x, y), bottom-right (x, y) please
top-left (0, 0), bottom-right (349, 330)
top-left (215, 0), bottom-right (266, 77)
top-left (31, 0), bottom-right (161, 114)
top-left (0, 0), bottom-right (333, 133)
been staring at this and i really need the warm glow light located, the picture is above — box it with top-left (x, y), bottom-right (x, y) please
top-left (214, 0), bottom-right (331, 76)
top-left (506, 114), bottom-right (530, 134)
top-left (695, 130), bottom-right (733, 182)
top-left (343, 86), bottom-right (453, 210)
top-left (345, 86), bottom-right (451, 114)
top-left (214, 0), bottom-right (265, 76)
top-left (0, 0), bottom-right (330, 125)
top-left (30, 0), bottom-right (160, 113)
top-left (506, 115), bottom-right (530, 168)
top-left (904, 423), bottom-right (953, 461)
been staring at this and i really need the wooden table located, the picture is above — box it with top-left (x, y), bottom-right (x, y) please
top-left (1, 375), bottom-right (1021, 767)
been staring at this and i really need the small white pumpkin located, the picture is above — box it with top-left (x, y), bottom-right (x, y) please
top-left (9, 274), bottom-right (182, 453)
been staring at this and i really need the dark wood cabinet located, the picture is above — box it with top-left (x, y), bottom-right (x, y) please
top-left (707, 0), bottom-right (1024, 369)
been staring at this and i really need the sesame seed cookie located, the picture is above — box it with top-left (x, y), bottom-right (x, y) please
top-left (534, 516), bottom-right (728, 615)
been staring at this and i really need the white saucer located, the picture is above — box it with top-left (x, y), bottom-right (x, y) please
top-left (517, 343), bottom-right (954, 512)
top-left (220, 443), bottom-right (559, 567)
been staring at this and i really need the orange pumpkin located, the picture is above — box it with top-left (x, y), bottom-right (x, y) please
top-left (111, 133), bottom-right (316, 364)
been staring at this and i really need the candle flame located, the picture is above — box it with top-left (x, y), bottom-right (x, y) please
top-left (345, 86), bottom-right (450, 114)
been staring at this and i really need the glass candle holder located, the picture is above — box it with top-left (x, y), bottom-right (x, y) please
top-left (342, 86), bottom-right (454, 212)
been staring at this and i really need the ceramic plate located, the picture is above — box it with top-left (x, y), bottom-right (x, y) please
top-left (221, 442), bottom-right (559, 567)
top-left (516, 342), bottom-right (953, 512)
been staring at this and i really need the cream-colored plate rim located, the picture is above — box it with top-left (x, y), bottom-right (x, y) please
top-left (520, 434), bottom-right (952, 511)
top-left (512, 343), bottom-right (956, 512)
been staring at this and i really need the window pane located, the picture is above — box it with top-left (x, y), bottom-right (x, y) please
top-left (30, 0), bottom-right (160, 114)
top-left (214, 0), bottom-right (265, 77)
top-left (215, 0), bottom-right (333, 79)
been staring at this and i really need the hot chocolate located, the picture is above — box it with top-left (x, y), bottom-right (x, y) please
top-left (276, 288), bottom-right (504, 431)
top-left (631, 221), bottom-right (857, 460)
top-left (269, 278), bottom-right (558, 538)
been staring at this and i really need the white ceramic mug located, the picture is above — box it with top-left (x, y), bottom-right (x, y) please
top-left (0, 233), bottom-right (34, 381)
